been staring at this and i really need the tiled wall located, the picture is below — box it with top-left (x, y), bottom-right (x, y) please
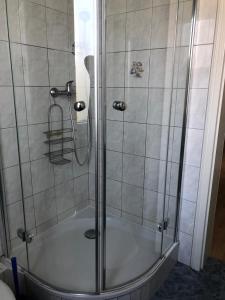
top-left (178, 0), bottom-right (218, 265)
top-left (0, 0), bottom-right (219, 270)
top-left (89, 0), bottom-right (193, 248)
top-left (0, 0), bottom-right (90, 252)
top-left (88, 0), bottom-right (219, 266)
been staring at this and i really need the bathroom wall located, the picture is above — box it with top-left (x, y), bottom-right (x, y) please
top-left (0, 0), bottom-right (90, 253)
top-left (0, 0), bottom-right (219, 267)
top-left (88, 0), bottom-right (219, 266)
top-left (88, 0), bottom-right (193, 249)
top-left (178, 0), bottom-right (218, 265)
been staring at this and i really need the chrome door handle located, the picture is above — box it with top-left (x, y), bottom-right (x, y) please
top-left (74, 101), bottom-right (86, 112)
top-left (112, 101), bottom-right (126, 111)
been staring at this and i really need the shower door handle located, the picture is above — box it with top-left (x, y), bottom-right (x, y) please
top-left (113, 101), bottom-right (126, 111)
top-left (74, 101), bottom-right (86, 112)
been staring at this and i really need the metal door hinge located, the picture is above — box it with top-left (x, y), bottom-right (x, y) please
top-left (17, 228), bottom-right (34, 244)
top-left (157, 220), bottom-right (168, 233)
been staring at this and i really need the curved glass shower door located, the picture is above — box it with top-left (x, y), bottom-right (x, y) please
top-left (102, 0), bottom-right (192, 289)
top-left (1, 0), bottom-right (195, 295)
top-left (5, 0), bottom-right (98, 293)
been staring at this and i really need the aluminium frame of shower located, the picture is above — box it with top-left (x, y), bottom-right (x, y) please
top-left (0, 0), bottom-right (197, 297)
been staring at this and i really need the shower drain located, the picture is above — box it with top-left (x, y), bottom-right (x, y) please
top-left (84, 229), bottom-right (97, 239)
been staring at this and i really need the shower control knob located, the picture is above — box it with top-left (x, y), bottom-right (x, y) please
top-left (113, 101), bottom-right (126, 111)
top-left (74, 101), bottom-right (86, 112)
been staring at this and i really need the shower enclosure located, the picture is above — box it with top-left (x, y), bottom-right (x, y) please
top-left (0, 0), bottom-right (195, 298)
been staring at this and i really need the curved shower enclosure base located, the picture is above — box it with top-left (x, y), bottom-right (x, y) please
top-left (6, 243), bottom-right (177, 300)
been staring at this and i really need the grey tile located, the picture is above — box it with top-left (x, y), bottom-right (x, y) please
top-left (179, 199), bottom-right (196, 236)
top-left (126, 9), bottom-right (152, 51)
top-left (33, 188), bottom-right (57, 226)
top-left (151, 4), bottom-right (177, 49)
top-left (144, 158), bottom-right (167, 193)
top-left (122, 211), bottom-right (142, 224)
top-left (171, 127), bottom-right (182, 163)
top-left (14, 90), bottom-right (27, 126)
top-left (146, 125), bottom-right (169, 160)
top-left (181, 164), bottom-right (200, 202)
top-left (106, 0), bottom-right (126, 15)
top-left (122, 183), bottom-right (144, 217)
top-left (74, 174), bottom-right (89, 204)
top-left (106, 52), bottom-right (125, 87)
top-left (184, 129), bottom-right (203, 167)
top-left (10, 43), bottom-right (25, 86)
top-left (28, 123), bottom-right (48, 161)
top-left (31, 158), bottom-right (54, 194)
top-left (54, 154), bottom-right (73, 185)
top-left (169, 162), bottom-right (179, 197)
top-left (24, 197), bottom-right (36, 231)
top-left (106, 14), bottom-right (126, 52)
top-left (46, 0), bottom-right (68, 13)
top-left (0, 0), bottom-right (8, 41)
top-left (106, 88), bottom-right (124, 121)
top-left (18, 126), bottom-right (30, 163)
top-left (123, 122), bottom-right (146, 156)
top-left (89, 172), bottom-right (95, 200)
top-left (6, 0), bottom-right (21, 43)
top-left (143, 190), bottom-right (163, 222)
top-left (22, 45), bottom-right (49, 86)
top-left (25, 87), bottom-right (50, 124)
top-left (106, 179), bottom-right (122, 209)
top-left (0, 127), bottom-right (19, 168)
top-left (46, 8), bottom-right (69, 51)
top-left (3, 165), bottom-right (22, 205)
top-left (106, 120), bottom-right (123, 152)
top-left (123, 154), bottom-right (145, 187)
top-left (174, 89), bottom-right (185, 127)
top-left (124, 88), bottom-right (148, 123)
top-left (75, 122), bottom-right (89, 148)
top-left (48, 49), bottom-right (70, 86)
top-left (126, 0), bottom-right (152, 11)
top-left (176, 0), bottom-right (192, 47)
top-left (8, 197), bottom-right (35, 240)
top-left (106, 150), bottom-right (122, 180)
top-left (153, 0), bottom-right (176, 6)
top-left (167, 195), bottom-right (177, 229)
top-left (36, 216), bottom-right (57, 234)
top-left (55, 180), bottom-right (75, 214)
top-left (178, 231), bottom-right (192, 266)
top-left (194, 0), bottom-right (217, 45)
top-left (148, 89), bottom-right (172, 126)
top-left (173, 47), bottom-right (189, 89)
top-left (0, 87), bottom-right (16, 128)
top-left (191, 45), bottom-right (213, 89)
top-left (0, 41), bottom-right (12, 85)
top-left (21, 162), bottom-right (33, 198)
top-left (19, 0), bottom-right (47, 47)
top-left (73, 148), bottom-right (89, 178)
top-left (125, 50), bottom-right (150, 88)
top-left (188, 89), bottom-right (208, 130)
top-left (149, 48), bottom-right (173, 88)
top-left (7, 201), bottom-right (25, 239)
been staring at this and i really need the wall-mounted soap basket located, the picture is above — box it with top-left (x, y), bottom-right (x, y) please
top-left (44, 104), bottom-right (74, 165)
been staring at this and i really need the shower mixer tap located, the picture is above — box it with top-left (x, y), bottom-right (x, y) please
top-left (50, 81), bottom-right (74, 98)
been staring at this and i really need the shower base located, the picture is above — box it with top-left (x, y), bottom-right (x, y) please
top-left (7, 207), bottom-right (178, 299)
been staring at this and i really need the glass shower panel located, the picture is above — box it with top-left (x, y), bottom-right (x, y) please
top-left (161, 0), bottom-right (194, 254)
top-left (104, 0), bottom-right (179, 289)
top-left (5, 0), bottom-right (97, 293)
